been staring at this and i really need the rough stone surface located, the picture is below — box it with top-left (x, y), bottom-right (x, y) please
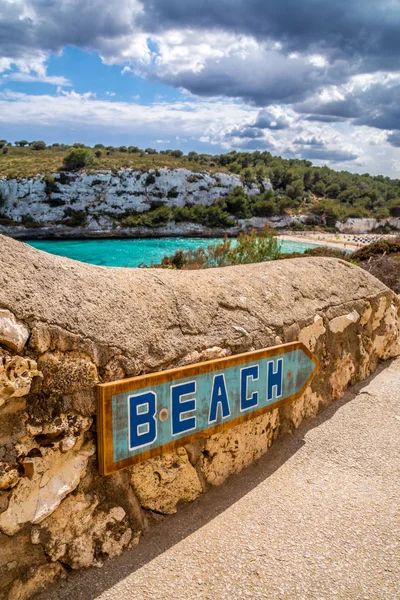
top-left (7, 563), bottom-right (65, 600)
top-left (0, 438), bottom-right (94, 535)
top-left (130, 448), bottom-right (203, 515)
top-left (38, 358), bottom-right (400, 600)
top-left (201, 410), bottom-right (280, 486)
top-left (31, 492), bottom-right (134, 569)
top-left (0, 355), bottom-right (39, 406)
top-left (0, 234), bottom-right (399, 599)
top-left (298, 315), bottom-right (326, 351)
top-left (0, 310), bottom-right (29, 353)
top-left (329, 309), bottom-right (360, 333)
top-left (0, 169), bottom-right (269, 229)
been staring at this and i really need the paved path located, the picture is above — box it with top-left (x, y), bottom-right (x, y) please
top-left (40, 359), bottom-right (400, 600)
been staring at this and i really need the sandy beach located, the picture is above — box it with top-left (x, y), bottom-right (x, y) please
top-left (278, 231), bottom-right (397, 251)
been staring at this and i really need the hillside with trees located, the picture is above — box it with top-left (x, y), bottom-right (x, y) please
top-left (0, 141), bottom-right (400, 227)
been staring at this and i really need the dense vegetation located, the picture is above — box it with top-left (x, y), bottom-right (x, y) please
top-left (1, 140), bottom-right (400, 225)
top-left (156, 230), bottom-right (400, 294)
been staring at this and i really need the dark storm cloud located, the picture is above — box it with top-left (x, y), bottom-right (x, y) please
top-left (158, 51), bottom-right (346, 107)
top-left (139, 0), bottom-right (400, 69)
top-left (293, 137), bottom-right (325, 147)
top-left (227, 126), bottom-right (265, 139)
top-left (304, 115), bottom-right (348, 123)
top-left (296, 80), bottom-right (400, 131)
top-left (0, 0), bottom-right (135, 59)
top-left (297, 147), bottom-right (358, 162)
top-left (252, 109), bottom-right (290, 130)
top-left (387, 132), bottom-right (400, 148)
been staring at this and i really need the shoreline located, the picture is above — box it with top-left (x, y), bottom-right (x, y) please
top-left (278, 231), bottom-right (397, 251)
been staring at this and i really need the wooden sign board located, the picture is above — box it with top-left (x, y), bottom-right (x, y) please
top-left (97, 342), bottom-right (319, 475)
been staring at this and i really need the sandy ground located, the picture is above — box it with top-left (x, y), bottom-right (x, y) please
top-left (38, 358), bottom-right (400, 600)
top-left (278, 231), bottom-right (397, 251)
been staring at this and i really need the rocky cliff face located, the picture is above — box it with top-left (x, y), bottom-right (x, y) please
top-left (1, 168), bottom-right (399, 238)
top-left (0, 167), bottom-right (270, 227)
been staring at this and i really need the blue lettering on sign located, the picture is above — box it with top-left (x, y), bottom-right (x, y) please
top-left (128, 391), bottom-right (157, 450)
top-left (267, 358), bottom-right (283, 400)
top-left (209, 374), bottom-right (231, 423)
top-left (240, 365), bottom-right (259, 411)
top-left (171, 380), bottom-right (197, 436)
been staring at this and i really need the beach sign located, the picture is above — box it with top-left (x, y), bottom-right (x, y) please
top-left (97, 342), bottom-right (319, 475)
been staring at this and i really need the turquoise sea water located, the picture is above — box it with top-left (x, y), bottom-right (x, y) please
top-left (25, 237), bottom-right (318, 268)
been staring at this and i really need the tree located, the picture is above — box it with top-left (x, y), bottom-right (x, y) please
top-left (73, 142), bottom-right (85, 148)
top-left (0, 140), bottom-right (7, 148)
top-left (170, 149), bottom-right (183, 158)
top-left (31, 140), bottom-right (46, 150)
top-left (313, 181), bottom-right (326, 197)
top-left (63, 148), bottom-right (94, 171)
top-left (15, 140), bottom-right (28, 147)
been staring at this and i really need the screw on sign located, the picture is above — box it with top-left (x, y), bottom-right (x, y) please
top-left (97, 342), bottom-right (319, 475)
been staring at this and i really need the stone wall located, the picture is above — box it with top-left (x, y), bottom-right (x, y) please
top-left (0, 233), bottom-right (399, 599)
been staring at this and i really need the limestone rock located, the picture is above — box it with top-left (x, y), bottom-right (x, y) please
top-left (38, 352), bottom-right (98, 395)
top-left (7, 562), bottom-right (65, 600)
top-left (0, 310), bottom-right (29, 353)
top-left (130, 447), bottom-right (203, 514)
top-left (329, 353), bottom-right (356, 400)
top-left (31, 491), bottom-right (133, 569)
top-left (29, 323), bottom-right (51, 354)
top-left (0, 463), bottom-right (19, 490)
top-left (372, 296), bottom-right (387, 330)
top-left (0, 438), bottom-right (94, 535)
top-left (201, 410), bottom-right (279, 487)
top-left (0, 355), bottom-right (40, 407)
top-left (298, 315), bottom-right (326, 351)
top-left (329, 310), bottom-right (360, 334)
top-left (286, 388), bottom-right (324, 429)
top-left (178, 346), bottom-right (231, 367)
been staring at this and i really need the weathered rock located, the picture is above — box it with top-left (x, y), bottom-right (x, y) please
top-left (0, 355), bottom-right (40, 407)
top-left (329, 310), bottom-right (360, 333)
top-left (298, 315), bottom-right (326, 351)
top-left (201, 410), bottom-right (280, 486)
top-left (0, 464), bottom-right (19, 490)
top-left (0, 438), bottom-right (94, 535)
top-left (38, 352), bottom-right (98, 395)
top-left (0, 310), bottom-right (29, 353)
top-left (329, 353), bottom-right (356, 400)
top-left (130, 448), bottom-right (203, 514)
top-left (31, 491), bottom-right (134, 569)
top-left (6, 562), bottom-right (65, 600)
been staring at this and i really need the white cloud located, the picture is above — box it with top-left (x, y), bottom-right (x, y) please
top-left (1, 88), bottom-right (399, 175)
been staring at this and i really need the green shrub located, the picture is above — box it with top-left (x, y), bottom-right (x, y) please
top-left (63, 208), bottom-right (88, 226)
top-left (159, 229), bottom-right (280, 269)
top-left (43, 175), bottom-right (60, 194)
top-left (63, 148), bottom-right (94, 171)
top-left (31, 140), bottom-right (46, 150)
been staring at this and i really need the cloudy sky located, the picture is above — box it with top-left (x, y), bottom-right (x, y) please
top-left (1, 0), bottom-right (400, 176)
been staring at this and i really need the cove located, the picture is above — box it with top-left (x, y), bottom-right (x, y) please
top-left (25, 237), bottom-right (318, 267)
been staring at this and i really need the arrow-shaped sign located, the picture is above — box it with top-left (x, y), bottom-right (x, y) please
top-left (97, 342), bottom-right (319, 475)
